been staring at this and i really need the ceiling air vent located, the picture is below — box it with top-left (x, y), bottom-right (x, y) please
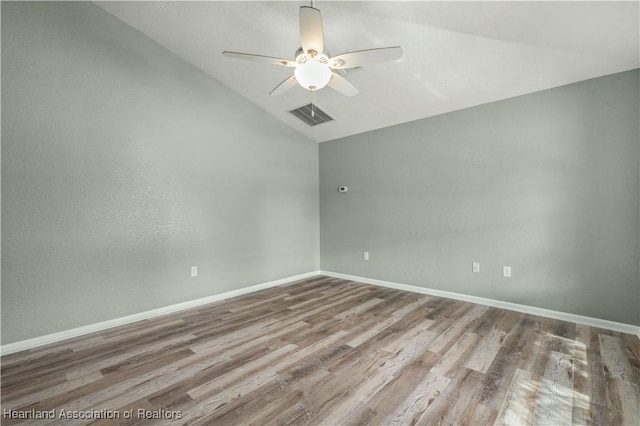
top-left (289, 103), bottom-right (334, 127)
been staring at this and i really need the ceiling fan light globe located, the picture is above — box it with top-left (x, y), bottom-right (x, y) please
top-left (294, 58), bottom-right (331, 91)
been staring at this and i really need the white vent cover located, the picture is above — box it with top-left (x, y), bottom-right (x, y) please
top-left (289, 103), bottom-right (334, 126)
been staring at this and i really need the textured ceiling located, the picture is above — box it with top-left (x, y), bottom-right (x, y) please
top-left (96, 1), bottom-right (639, 143)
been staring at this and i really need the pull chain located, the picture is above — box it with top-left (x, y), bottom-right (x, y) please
top-left (311, 91), bottom-right (316, 117)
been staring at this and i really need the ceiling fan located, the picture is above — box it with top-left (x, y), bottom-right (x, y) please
top-left (222, 3), bottom-right (403, 97)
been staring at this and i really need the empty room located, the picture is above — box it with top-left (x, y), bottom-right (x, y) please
top-left (1, 1), bottom-right (639, 425)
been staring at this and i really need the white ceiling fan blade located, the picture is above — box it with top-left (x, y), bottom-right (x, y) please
top-left (269, 75), bottom-right (298, 96)
top-left (222, 51), bottom-right (295, 67)
top-left (300, 6), bottom-right (324, 54)
top-left (327, 72), bottom-right (359, 97)
top-left (330, 47), bottom-right (403, 69)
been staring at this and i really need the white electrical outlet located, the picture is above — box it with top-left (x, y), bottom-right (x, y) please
top-left (364, 252), bottom-right (369, 261)
top-left (191, 266), bottom-right (198, 277)
top-left (503, 266), bottom-right (512, 278)
top-left (472, 262), bottom-right (480, 273)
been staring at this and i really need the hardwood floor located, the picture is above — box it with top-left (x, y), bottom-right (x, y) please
top-left (2, 275), bottom-right (639, 425)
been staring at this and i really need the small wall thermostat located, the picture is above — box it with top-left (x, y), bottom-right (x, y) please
top-left (338, 186), bottom-right (348, 193)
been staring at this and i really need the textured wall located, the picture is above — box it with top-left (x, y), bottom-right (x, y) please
top-left (1, 2), bottom-right (319, 344)
top-left (320, 70), bottom-right (640, 326)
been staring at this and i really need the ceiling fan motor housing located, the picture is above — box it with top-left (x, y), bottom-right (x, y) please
top-left (294, 49), bottom-right (331, 91)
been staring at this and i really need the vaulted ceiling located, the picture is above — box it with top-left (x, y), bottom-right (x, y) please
top-left (97, 1), bottom-right (639, 143)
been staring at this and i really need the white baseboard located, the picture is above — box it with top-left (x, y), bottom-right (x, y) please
top-left (3, 269), bottom-right (637, 355)
top-left (320, 270), bottom-right (640, 337)
top-left (0, 271), bottom-right (321, 356)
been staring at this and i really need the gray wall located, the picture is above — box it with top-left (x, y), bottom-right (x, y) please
top-left (2, 2), bottom-right (638, 347)
top-left (320, 70), bottom-right (639, 326)
top-left (1, 2), bottom-right (319, 344)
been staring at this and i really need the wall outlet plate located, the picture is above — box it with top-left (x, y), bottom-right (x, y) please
top-left (472, 262), bottom-right (480, 273)
top-left (191, 266), bottom-right (198, 277)
top-left (503, 266), bottom-right (511, 278)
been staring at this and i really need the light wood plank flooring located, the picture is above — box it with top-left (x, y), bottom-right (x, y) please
top-left (2, 276), bottom-right (639, 425)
